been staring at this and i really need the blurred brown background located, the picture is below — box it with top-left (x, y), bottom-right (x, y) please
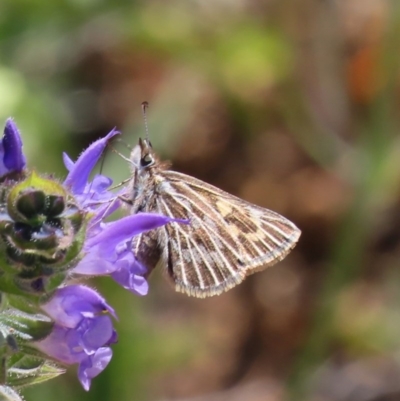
top-left (1, 0), bottom-right (400, 400)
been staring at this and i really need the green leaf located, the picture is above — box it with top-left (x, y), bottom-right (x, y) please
top-left (7, 357), bottom-right (65, 388)
top-left (0, 309), bottom-right (53, 342)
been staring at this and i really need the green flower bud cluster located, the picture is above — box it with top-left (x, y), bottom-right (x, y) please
top-left (0, 172), bottom-right (88, 299)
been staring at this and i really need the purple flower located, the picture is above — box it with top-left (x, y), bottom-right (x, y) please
top-left (63, 128), bottom-right (120, 213)
top-left (37, 285), bottom-right (117, 391)
top-left (0, 118), bottom-right (26, 176)
top-left (64, 129), bottom-right (187, 295)
top-left (74, 213), bottom-right (186, 295)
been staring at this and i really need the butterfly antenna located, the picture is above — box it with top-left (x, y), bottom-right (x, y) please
top-left (109, 144), bottom-right (132, 164)
top-left (141, 101), bottom-right (150, 143)
top-left (105, 140), bottom-right (133, 190)
top-left (116, 137), bottom-right (133, 150)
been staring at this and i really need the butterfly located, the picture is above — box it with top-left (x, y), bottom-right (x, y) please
top-left (121, 135), bottom-right (301, 298)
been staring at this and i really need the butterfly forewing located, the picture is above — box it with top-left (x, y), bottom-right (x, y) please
top-left (130, 145), bottom-right (301, 297)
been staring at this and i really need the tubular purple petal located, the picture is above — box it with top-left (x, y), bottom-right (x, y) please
top-left (111, 253), bottom-right (149, 295)
top-left (36, 325), bottom-right (80, 364)
top-left (79, 315), bottom-right (114, 353)
top-left (90, 175), bottom-right (113, 193)
top-left (73, 250), bottom-right (119, 275)
top-left (87, 213), bottom-right (187, 253)
top-left (41, 285), bottom-right (117, 328)
top-left (62, 152), bottom-right (74, 171)
top-left (78, 348), bottom-right (113, 391)
top-left (112, 264), bottom-right (149, 295)
top-left (64, 128), bottom-right (119, 194)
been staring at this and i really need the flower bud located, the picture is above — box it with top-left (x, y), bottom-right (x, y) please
top-left (0, 172), bottom-right (88, 295)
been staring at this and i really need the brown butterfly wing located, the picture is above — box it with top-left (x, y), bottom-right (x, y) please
top-left (134, 171), bottom-right (300, 298)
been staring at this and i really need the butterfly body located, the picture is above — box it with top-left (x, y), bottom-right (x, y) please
top-left (128, 138), bottom-right (301, 298)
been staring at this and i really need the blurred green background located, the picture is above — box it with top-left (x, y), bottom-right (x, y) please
top-left (2, 0), bottom-right (400, 400)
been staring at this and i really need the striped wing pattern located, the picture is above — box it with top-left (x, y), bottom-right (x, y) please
top-left (136, 171), bottom-right (300, 298)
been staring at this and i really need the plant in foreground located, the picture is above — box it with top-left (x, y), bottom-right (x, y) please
top-left (0, 119), bottom-right (181, 399)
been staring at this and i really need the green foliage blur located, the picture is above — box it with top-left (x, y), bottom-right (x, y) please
top-left (1, 0), bottom-right (400, 400)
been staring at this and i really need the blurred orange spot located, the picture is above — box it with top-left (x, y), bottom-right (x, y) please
top-left (347, 44), bottom-right (382, 104)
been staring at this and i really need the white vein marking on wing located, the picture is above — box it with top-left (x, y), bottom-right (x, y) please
top-left (168, 172), bottom-right (276, 208)
top-left (239, 212), bottom-right (285, 250)
top-left (233, 214), bottom-right (274, 254)
top-left (159, 198), bottom-right (205, 288)
top-left (185, 231), bottom-right (221, 288)
top-left (178, 184), bottom-right (282, 276)
top-left (160, 201), bottom-right (188, 287)
top-left (183, 216), bottom-right (227, 286)
top-left (158, 193), bottom-right (239, 281)
top-left (183, 232), bottom-right (205, 289)
top-left (166, 185), bottom-right (241, 277)
top-left (171, 184), bottom-right (240, 252)
top-left (169, 172), bottom-right (286, 249)
top-left (159, 196), bottom-right (231, 285)
top-left (262, 228), bottom-right (284, 247)
top-left (183, 185), bottom-right (287, 260)
top-left (168, 172), bottom-right (290, 226)
top-left (262, 219), bottom-right (295, 240)
top-left (251, 208), bottom-right (290, 222)
top-left (166, 171), bottom-right (223, 196)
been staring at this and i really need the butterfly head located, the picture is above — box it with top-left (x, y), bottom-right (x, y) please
top-left (130, 138), bottom-right (156, 170)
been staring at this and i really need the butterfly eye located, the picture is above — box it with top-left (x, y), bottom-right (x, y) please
top-left (141, 154), bottom-right (154, 167)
